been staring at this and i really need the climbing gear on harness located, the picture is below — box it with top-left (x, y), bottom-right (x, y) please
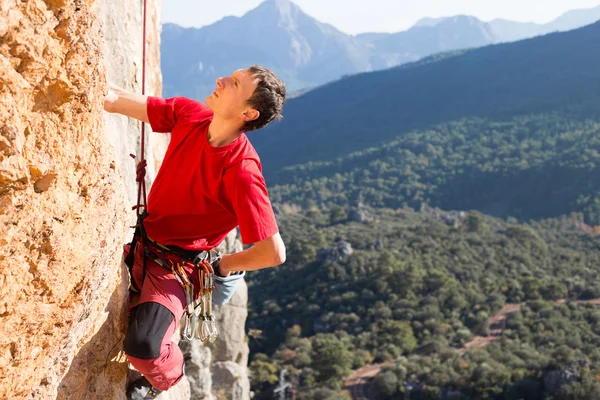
top-left (142, 235), bottom-right (221, 343)
top-left (196, 263), bottom-right (219, 343)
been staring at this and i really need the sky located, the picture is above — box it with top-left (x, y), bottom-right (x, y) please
top-left (162, 0), bottom-right (600, 35)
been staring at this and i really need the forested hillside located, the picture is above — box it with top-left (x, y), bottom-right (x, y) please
top-left (248, 208), bottom-right (600, 399)
top-left (268, 116), bottom-right (600, 224)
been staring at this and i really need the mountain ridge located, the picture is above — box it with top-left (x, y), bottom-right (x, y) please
top-left (250, 20), bottom-right (600, 173)
top-left (162, 1), bottom-right (600, 99)
top-left (161, 0), bottom-right (600, 101)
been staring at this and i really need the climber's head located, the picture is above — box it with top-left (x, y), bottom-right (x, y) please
top-left (206, 65), bottom-right (286, 132)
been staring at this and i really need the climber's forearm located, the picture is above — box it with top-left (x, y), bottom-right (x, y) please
top-left (104, 83), bottom-right (150, 124)
top-left (218, 233), bottom-right (286, 276)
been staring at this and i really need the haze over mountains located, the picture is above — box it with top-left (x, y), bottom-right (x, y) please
top-left (161, 0), bottom-right (600, 98)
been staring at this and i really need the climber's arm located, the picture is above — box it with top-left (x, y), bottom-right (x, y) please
top-left (218, 233), bottom-right (286, 276)
top-left (219, 159), bottom-right (284, 276)
top-left (103, 83), bottom-right (150, 123)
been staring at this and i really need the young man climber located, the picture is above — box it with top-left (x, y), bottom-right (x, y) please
top-left (104, 65), bottom-right (287, 399)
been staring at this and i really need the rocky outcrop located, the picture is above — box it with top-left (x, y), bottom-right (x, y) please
top-left (349, 203), bottom-right (371, 223)
top-left (210, 287), bottom-right (251, 400)
top-left (174, 276), bottom-right (250, 400)
top-left (544, 359), bottom-right (589, 394)
top-left (159, 229), bottom-right (251, 400)
top-left (214, 231), bottom-right (249, 368)
top-left (1, 0), bottom-right (250, 398)
top-left (317, 240), bottom-right (354, 262)
top-left (211, 234), bottom-right (251, 400)
top-left (180, 341), bottom-right (213, 400)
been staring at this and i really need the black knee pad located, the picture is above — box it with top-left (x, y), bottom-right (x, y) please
top-left (124, 302), bottom-right (174, 359)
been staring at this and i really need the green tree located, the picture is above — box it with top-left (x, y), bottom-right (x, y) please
top-left (372, 320), bottom-right (417, 355)
top-left (249, 354), bottom-right (280, 388)
top-left (311, 334), bottom-right (354, 382)
top-left (373, 371), bottom-right (398, 399)
top-left (330, 205), bottom-right (348, 225)
top-left (465, 211), bottom-right (487, 233)
top-left (555, 370), bottom-right (600, 400)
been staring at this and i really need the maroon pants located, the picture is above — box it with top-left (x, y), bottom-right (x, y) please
top-left (123, 242), bottom-right (202, 391)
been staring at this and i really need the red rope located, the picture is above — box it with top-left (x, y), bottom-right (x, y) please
top-left (135, 0), bottom-right (148, 216)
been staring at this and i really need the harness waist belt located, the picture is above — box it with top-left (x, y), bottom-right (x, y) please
top-left (144, 235), bottom-right (210, 267)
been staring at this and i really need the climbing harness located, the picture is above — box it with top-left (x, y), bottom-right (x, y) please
top-left (143, 237), bottom-right (221, 343)
top-left (125, 214), bottom-right (221, 344)
top-left (122, 0), bottom-right (219, 343)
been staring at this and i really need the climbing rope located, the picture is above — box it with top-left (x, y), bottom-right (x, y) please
top-left (126, 0), bottom-right (149, 289)
top-left (133, 0), bottom-right (148, 214)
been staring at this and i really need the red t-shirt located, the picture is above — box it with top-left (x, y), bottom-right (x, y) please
top-left (143, 96), bottom-right (279, 250)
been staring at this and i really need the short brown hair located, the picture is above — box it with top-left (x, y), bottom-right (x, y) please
top-left (243, 65), bottom-right (286, 132)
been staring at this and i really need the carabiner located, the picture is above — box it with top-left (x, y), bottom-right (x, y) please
top-left (198, 317), bottom-right (210, 343)
top-left (183, 314), bottom-right (194, 341)
top-left (208, 317), bottom-right (219, 343)
top-left (184, 285), bottom-right (195, 316)
top-left (171, 264), bottom-right (185, 287)
top-left (176, 263), bottom-right (192, 286)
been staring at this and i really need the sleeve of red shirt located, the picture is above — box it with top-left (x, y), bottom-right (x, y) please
top-left (146, 96), bottom-right (212, 133)
top-left (222, 159), bottom-right (279, 245)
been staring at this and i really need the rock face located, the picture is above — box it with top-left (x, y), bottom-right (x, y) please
top-left (0, 0), bottom-right (250, 399)
top-left (179, 341), bottom-right (213, 400)
top-left (100, 0), bottom-right (168, 205)
top-left (211, 230), bottom-right (251, 400)
top-left (0, 0), bottom-right (132, 398)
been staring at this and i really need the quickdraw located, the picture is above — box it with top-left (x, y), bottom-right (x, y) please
top-left (148, 243), bottom-right (220, 343)
top-left (196, 262), bottom-right (218, 343)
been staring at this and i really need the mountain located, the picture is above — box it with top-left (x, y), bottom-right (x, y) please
top-left (540, 4), bottom-right (600, 33)
top-left (247, 205), bottom-right (600, 398)
top-left (355, 16), bottom-right (499, 70)
top-left (251, 21), bottom-right (600, 223)
top-left (162, 0), bottom-right (368, 99)
top-left (162, 1), bottom-right (600, 99)
top-left (486, 19), bottom-right (541, 42)
top-left (413, 17), bottom-right (446, 28)
top-left (162, 0), bottom-right (499, 98)
top-left (489, 4), bottom-right (600, 42)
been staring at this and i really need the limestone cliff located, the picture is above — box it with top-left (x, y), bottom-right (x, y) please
top-left (0, 0), bottom-right (250, 399)
top-left (0, 0), bottom-right (130, 398)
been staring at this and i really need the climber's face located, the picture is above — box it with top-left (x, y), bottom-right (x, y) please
top-left (206, 69), bottom-right (259, 127)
